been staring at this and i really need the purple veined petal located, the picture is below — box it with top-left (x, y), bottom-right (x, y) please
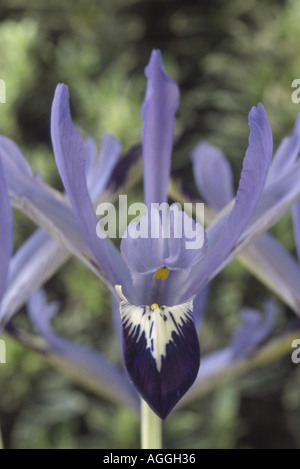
top-left (0, 157), bottom-right (13, 302)
top-left (116, 286), bottom-right (200, 419)
top-left (267, 133), bottom-right (300, 185)
top-left (28, 290), bottom-right (139, 410)
top-left (51, 84), bottom-right (134, 297)
top-left (181, 103), bottom-right (273, 302)
top-left (141, 50), bottom-right (180, 209)
top-left (0, 230), bottom-right (69, 330)
top-left (191, 141), bottom-right (234, 210)
top-left (88, 133), bottom-right (122, 204)
top-left (85, 137), bottom-right (97, 189)
top-left (121, 204), bottom-right (206, 275)
top-left (121, 204), bottom-right (207, 306)
top-left (292, 200), bottom-right (300, 263)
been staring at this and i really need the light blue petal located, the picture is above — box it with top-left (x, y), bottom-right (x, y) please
top-left (51, 84), bottom-right (133, 296)
top-left (141, 50), bottom-right (179, 208)
top-left (191, 141), bottom-right (234, 210)
top-left (182, 103), bottom-right (273, 301)
top-left (0, 230), bottom-right (68, 329)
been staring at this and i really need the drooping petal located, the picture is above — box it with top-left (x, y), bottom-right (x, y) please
top-left (0, 230), bottom-right (68, 329)
top-left (239, 232), bottom-right (300, 314)
top-left (184, 302), bottom-right (275, 403)
top-left (116, 286), bottom-right (200, 419)
top-left (28, 289), bottom-right (138, 410)
top-left (141, 50), bottom-right (180, 209)
top-left (292, 200), bottom-right (300, 263)
top-left (0, 157), bottom-right (13, 301)
top-left (51, 84), bottom-right (133, 296)
top-left (181, 103), bottom-right (273, 301)
top-left (191, 141), bottom-right (234, 210)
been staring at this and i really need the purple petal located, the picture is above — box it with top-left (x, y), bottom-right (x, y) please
top-left (141, 50), bottom-right (179, 208)
top-left (0, 157), bottom-right (13, 301)
top-left (240, 233), bottom-right (300, 313)
top-left (191, 141), bottom-right (234, 210)
top-left (0, 230), bottom-right (68, 329)
top-left (116, 287), bottom-right (200, 419)
top-left (292, 200), bottom-right (300, 263)
top-left (181, 103), bottom-right (273, 301)
top-left (51, 84), bottom-right (133, 294)
top-left (87, 133), bottom-right (122, 203)
top-left (193, 286), bottom-right (209, 331)
top-left (28, 290), bottom-right (138, 410)
top-left (230, 301), bottom-right (275, 360)
top-left (267, 134), bottom-right (300, 184)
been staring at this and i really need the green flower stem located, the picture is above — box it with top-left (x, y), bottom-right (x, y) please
top-left (141, 399), bottom-right (162, 449)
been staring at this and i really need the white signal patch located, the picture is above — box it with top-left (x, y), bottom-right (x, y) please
top-left (115, 285), bottom-right (193, 372)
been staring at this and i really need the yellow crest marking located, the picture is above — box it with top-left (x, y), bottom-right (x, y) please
top-left (153, 266), bottom-right (170, 280)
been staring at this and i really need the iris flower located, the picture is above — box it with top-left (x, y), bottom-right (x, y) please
top-left (49, 50), bottom-right (273, 419)
top-left (2, 50), bottom-right (300, 419)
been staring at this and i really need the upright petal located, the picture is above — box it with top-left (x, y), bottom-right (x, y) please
top-left (87, 133), bottom-right (122, 203)
top-left (51, 84), bottom-right (133, 296)
top-left (191, 141), bottom-right (234, 210)
top-left (0, 157), bottom-right (13, 301)
top-left (141, 50), bottom-right (180, 208)
top-left (267, 134), bottom-right (300, 184)
top-left (181, 104), bottom-right (273, 301)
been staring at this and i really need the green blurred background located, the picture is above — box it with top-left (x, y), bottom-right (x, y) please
top-left (1, 0), bottom-right (300, 449)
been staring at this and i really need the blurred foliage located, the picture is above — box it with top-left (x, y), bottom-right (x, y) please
top-left (0, 0), bottom-right (300, 449)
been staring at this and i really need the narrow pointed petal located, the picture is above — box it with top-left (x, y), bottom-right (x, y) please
top-left (116, 286), bottom-right (200, 419)
top-left (88, 133), bottom-right (122, 203)
top-left (267, 134), bottom-right (300, 184)
top-left (141, 50), bottom-right (180, 208)
top-left (0, 157), bottom-right (13, 301)
top-left (51, 84), bottom-right (133, 294)
top-left (292, 200), bottom-right (300, 263)
top-left (191, 141), bottom-right (234, 210)
top-left (28, 290), bottom-right (139, 410)
top-left (181, 104), bottom-right (273, 301)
